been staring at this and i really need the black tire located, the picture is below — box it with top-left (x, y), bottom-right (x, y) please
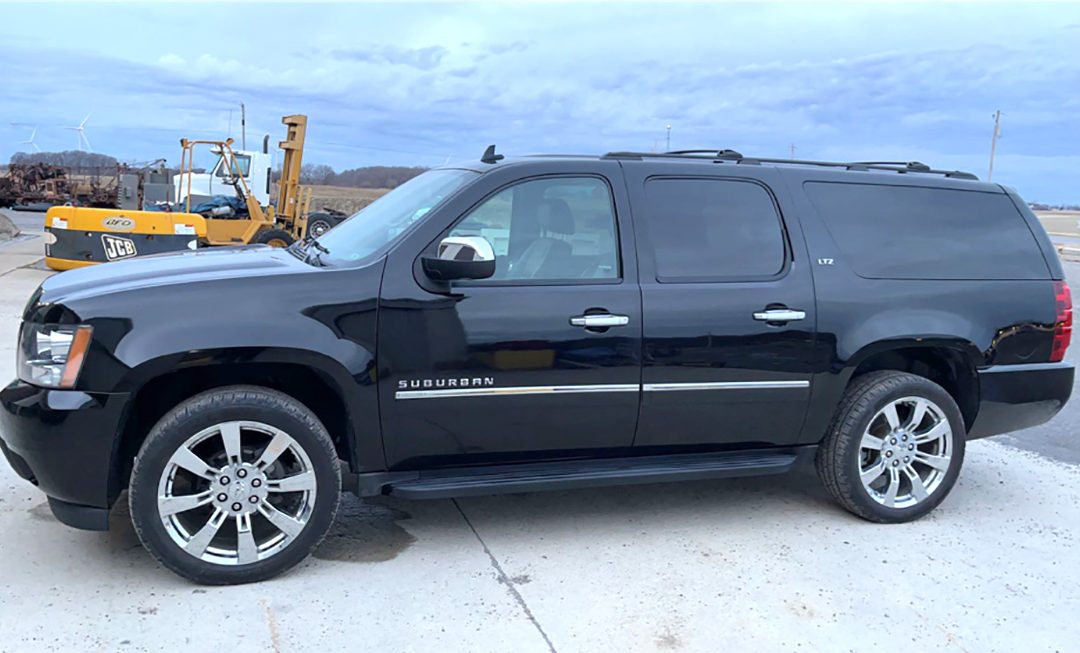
top-left (306, 213), bottom-right (336, 238)
top-left (252, 228), bottom-right (295, 248)
top-left (129, 386), bottom-right (340, 584)
top-left (816, 370), bottom-right (966, 523)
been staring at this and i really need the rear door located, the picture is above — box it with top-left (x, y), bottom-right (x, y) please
top-left (623, 162), bottom-right (817, 449)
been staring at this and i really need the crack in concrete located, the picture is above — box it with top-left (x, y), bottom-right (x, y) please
top-left (261, 599), bottom-right (282, 653)
top-left (453, 498), bottom-right (556, 653)
top-left (0, 260), bottom-right (46, 278)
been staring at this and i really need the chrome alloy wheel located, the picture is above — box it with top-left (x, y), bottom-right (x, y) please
top-left (156, 421), bottom-right (318, 565)
top-left (858, 396), bottom-right (953, 509)
top-left (309, 220), bottom-right (331, 238)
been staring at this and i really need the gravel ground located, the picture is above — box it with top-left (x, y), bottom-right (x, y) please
top-left (1, 218), bottom-right (1078, 652)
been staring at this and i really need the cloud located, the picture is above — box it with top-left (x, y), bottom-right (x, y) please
top-left (330, 45), bottom-right (449, 70)
top-left (1, 3), bottom-right (1079, 202)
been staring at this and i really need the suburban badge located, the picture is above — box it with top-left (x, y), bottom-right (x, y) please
top-left (398, 377), bottom-right (495, 390)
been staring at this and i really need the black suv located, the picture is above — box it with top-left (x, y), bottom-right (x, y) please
top-left (1, 149), bottom-right (1073, 584)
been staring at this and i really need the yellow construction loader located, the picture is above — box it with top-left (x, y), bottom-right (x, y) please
top-left (43, 115), bottom-right (315, 270)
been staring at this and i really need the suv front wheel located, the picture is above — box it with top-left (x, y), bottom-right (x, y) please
top-left (816, 370), bottom-right (966, 523)
top-left (128, 386), bottom-right (340, 584)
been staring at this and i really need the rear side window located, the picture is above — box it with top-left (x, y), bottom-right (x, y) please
top-left (804, 182), bottom-right (1049, 280)
top-left (642, 178), bottom-right (787, 282)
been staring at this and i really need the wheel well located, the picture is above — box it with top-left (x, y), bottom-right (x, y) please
top-left (113, 363), bottom-right (350, 498)
top-left (850, 346), bottom-right (979, 429)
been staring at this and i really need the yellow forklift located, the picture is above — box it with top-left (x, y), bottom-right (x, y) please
top-left (44, 115), bottom-right (315, 270)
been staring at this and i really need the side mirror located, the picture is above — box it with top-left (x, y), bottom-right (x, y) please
top-left (422, 236), bottom-right (496, 281)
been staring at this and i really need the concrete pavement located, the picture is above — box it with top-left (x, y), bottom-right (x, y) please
top-left (0, 207), bottom-right (45, 236)
top-left (0, 207), bottom-right (46, 277)
top-left (0, 236), bottom-right (45, 277)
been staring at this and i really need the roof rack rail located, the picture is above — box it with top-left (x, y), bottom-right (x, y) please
top-left (600, 150), bottom-right (978, 180)
top-left (667, 149), bottom-right (744, 159)
top-left (851, 161), bottom-right (931, 172)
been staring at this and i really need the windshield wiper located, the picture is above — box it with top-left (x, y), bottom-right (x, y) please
top-left (302, 239), bottom-right (330, 267)
top-left (285, 240), bottom-right (307, 261)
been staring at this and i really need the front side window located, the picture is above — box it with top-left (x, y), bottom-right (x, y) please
top-left (449, 176), bottom-right (619, 282)
top-left (215, 154), bottom-right (251, 178)
top-left (642, 178), bottom-right (786, 282)
top-left (317, 169), bottom-right (477, 266)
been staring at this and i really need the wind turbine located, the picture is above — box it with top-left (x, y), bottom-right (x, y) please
top-left (10, 122), bottom-right (41, 153)
top-left (65, 114), bottom-right (92, 151)
top-left (20, 127), bottom-right (41, 153)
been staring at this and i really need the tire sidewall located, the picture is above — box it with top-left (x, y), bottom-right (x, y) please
top-left (129, 390), bottom-right (340, 584)
top-left (842, 377), bottom-right (967, 522)
top-left (254, 229), bottom-right (295, 247)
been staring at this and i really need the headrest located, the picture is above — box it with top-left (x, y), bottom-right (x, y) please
top-left (537, 198), bottom-right (575, 235)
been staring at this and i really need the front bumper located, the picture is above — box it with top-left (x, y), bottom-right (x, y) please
top-left (0, 379), bottom-right (130, 529)
top-left (967, 362), bottom-right (1074, 439)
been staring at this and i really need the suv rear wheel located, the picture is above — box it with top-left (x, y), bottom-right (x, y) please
top-left (128, 386), bottom-right (340, 584)
top-left (816, 370), bottom-right (966, 523)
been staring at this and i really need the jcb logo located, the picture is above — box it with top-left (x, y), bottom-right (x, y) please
top-left (101, 234), bottom-right (137, 261)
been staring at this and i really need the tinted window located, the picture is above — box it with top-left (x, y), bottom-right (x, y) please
top-left (449, 177), bottom-right (619, 281)
top-left (804, 182), bottom-right (1049, 280)
top-left (642, 178), bottom-right (786, 281)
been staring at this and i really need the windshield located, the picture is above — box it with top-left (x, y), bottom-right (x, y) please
top-left (315, 169), bottom-right (478, 266)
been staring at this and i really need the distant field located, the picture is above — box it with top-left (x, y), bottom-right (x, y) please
top-left (269, 184), bottom-right (389, 215)
top-left (306, 185), bottom-right (389, 215)
top-left (1036, 210), bottom-right (1080, 237)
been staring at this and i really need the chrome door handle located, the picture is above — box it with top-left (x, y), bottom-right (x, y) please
top-left (570, 314), bottom-right (630, 328)
top-left (753, 309), bottom-right (806, 322)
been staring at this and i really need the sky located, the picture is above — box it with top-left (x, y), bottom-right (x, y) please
top-left (2, 1), bottom-right (1079, 203)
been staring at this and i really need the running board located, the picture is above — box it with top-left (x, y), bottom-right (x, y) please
top-left (350, 448), bottom-right (811, 500)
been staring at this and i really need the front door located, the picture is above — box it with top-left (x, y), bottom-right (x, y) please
top-left (623, 163), bottom-right (817, 449)
top-left (377, 163), bottom-right (642, 469)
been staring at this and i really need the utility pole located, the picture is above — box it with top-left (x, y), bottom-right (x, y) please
top-left (790, 144), bottom-right (797, 160)
top-left (241, 103), bottom-right (247, 150)
top-left (666, 125), bottom-right (671, 151)
top-left (988, 109), bottom-right (1002, 181)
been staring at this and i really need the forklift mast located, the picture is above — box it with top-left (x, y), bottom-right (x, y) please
top-left (277, 115), bottom-right (307, 228)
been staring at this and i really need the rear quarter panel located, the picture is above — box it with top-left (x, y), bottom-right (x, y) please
top-left (781, 170), bottom-right (1059, 444)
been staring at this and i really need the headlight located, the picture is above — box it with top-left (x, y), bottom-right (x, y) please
top-left (17, 324), bottom-right (93, 389)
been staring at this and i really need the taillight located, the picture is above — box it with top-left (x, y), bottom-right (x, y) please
top-left (1051, 280), bottom-right (1072, 362)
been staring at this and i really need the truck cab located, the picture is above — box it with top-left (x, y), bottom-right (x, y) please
top-left (175, 147), bottom-right (273, 207)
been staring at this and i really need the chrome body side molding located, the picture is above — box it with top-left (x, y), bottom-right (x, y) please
top-left (396, 384), bottom-right (640, 400)
top-left (395, 380), bottom-right (809, 400)
top-left (643, 381), bottom-right (810, 392)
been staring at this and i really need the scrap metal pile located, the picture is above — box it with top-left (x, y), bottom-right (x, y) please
top-left (0, 162), bottom-right (119, 210)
